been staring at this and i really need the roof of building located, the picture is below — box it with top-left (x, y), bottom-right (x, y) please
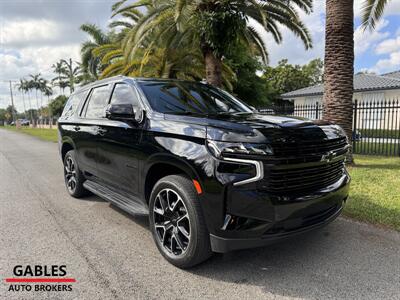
top-left (281, 72), bottom-right (400, 99)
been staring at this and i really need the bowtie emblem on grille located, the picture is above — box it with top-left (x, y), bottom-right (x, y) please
top-left (321, 150), bottom-right (336, 163)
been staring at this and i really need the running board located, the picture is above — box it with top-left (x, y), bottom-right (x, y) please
top-left (83, 180), bottom-right (148, 216)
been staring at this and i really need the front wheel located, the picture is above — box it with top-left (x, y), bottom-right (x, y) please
top-left (149, 175), bottom-right (212, 268)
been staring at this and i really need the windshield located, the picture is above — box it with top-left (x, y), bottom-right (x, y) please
top-left (137, 81), bottom-right (252, 114)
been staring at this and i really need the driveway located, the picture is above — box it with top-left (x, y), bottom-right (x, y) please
top-left (0, 128), bottom-right (399, 300)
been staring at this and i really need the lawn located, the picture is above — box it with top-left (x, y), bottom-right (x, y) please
top-left (346, 155), bottom-right (400, 231)
top-left (3, 125), bottom-right (58, 143)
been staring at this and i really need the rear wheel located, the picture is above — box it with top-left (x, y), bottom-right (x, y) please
top-left (149, 175), bottom-right (212, 268)
top-left (63, 150), bottom-right (88, 198)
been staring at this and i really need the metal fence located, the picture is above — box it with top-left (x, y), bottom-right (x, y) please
top-left (259, 99), bottom-right (400, 156)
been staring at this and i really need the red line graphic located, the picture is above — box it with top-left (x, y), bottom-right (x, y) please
top-left (5, 278), bottom-right (76, 283)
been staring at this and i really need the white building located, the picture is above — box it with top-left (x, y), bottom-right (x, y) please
top-left (281, 71), bottom-right (400, 105)
top-left (281, 71), bottom-right (400, 129)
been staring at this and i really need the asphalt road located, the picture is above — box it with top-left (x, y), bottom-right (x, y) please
top-left (0, 128), bottom-right (399, 300)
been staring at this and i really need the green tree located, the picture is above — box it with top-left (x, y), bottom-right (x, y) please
top-left (5, 105), bottom-right (18, 123)
top-left (262, 59), bottom-right (324, 102)
top-left (0, 108), bottom-right (6, 123)
top-left (225, 43), bottom-right (269, 106)
top-left (113, 0), bottom-right (313, 87)
top-left (49, 95), bottom-right (68, 117)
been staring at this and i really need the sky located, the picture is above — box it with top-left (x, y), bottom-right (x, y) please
top-left (1, 0), bottom-right (400, 111)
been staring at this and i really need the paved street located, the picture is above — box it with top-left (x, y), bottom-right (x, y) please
top-left (0, 128), bottom-right (399, 300)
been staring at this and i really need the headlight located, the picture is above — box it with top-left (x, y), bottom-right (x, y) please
top-left (207, 140), bottom-right (273, 158)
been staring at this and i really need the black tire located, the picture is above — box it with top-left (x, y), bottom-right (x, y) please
top-left (149, 175), bottom-right (212, 268)
top-left (63, 150), bottom-right (89, 198)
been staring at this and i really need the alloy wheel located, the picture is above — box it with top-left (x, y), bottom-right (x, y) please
top-left (153, 188), bottom-right (190, 256)
top-left (64, 156), bottom-right (77, 193)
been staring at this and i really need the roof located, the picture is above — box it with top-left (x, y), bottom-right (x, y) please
top-left (281, 72), bottom-right (400, 99)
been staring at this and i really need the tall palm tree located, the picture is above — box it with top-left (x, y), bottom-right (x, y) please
top-left (29, 74), bottom-right (43, 112)
top-left (80, 23), bottom-right (111, 81)
top-left (361, 0), bottom-right (391, 30)
top-left (113, 0), bottom-right (313, 87)
top-left (16, 79), bottom-right (28, 119)
top-left (60, 58), bottom-right (81, 94)
top-left (52, 61), bottom-right (66, 94)
top-left (42, 83), bottom-right (54, 127)
top-left (323, 0), bottom-right (354, 163)
top-left (24, 79), bottom-right (34, 122)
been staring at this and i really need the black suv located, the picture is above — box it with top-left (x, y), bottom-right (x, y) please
top-left (58, 76), bottom-right (350, 268)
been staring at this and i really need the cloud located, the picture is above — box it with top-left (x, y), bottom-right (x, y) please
top-left (354, 19), bottom-right (390, 55)
top-left (373, 52), bottom-right (400, 73)
top-left (375, 36), bottom-right (400, 54)
top-left (1, 19), bottom-right (61, 48)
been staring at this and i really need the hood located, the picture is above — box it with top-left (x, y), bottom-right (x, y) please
top-left (164, 112), bottom-right (345, 143)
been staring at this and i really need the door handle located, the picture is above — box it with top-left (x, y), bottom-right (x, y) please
top-left (73, 125), bottom-right (80, 131)
top-left (97, 128), bottom-right (107, 136)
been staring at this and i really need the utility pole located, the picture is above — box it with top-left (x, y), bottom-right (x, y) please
top-left (9, 81), bottom-right (17, 124)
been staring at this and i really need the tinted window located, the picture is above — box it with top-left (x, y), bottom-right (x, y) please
top-left (110, 83), bottom-right (139, 108)
top-left (138, 81), bottom-right (251, 114)
top-left (85, 85), bottom-right (110, 118)
top-left (62, 91), bottom-right (87, 118)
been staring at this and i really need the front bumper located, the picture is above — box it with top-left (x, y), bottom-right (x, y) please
top-left (208, 173), bottom-right (350, 253)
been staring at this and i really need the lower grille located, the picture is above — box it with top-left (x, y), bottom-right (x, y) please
top-left (260, 159), bottom-right (345, 195)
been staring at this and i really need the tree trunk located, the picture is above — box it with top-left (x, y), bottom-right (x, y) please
top-left (323, 0), bottom-right (354, 164)
top-left (204, 50), bottom-right (223, 87)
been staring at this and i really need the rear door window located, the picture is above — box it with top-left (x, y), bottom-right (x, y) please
top-left (84, 85), bottom-right (110, 119)
top-left (62, 90), bottom-right (87, 118)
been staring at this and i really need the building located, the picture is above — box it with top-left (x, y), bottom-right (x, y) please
top-left (281, 71), bottom-right (400, 129)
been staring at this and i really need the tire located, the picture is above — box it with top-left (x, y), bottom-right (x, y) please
top-left (149, 175), bottom-right (212, 268)
top-left (63, 150), bottom-right (89, 198)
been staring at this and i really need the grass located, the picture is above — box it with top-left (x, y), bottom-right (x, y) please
top-left (346, 155), bottom-right (400, 231)
top-left (2, 125), bottom-right (58, 143)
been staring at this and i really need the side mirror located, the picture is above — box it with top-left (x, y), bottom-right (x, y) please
top-left (105, 104), bottom-right (143, 122)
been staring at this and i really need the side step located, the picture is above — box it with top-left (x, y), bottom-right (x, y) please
top-left (83, 180), bottom-right (148, 216)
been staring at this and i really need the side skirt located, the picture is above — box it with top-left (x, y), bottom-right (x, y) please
top-left (83, 180), bottom-right (149, 216)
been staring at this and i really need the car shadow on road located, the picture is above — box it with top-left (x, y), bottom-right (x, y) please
top-left (188, 220), bottom-right (400, 299)
top-left (95, 196), bottom-right (400, 299)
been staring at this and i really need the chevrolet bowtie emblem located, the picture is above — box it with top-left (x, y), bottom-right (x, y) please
top-left (321, 150), bottom-right (336, 163)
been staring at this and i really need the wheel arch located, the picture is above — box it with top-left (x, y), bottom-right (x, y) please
top-left (143, 155), bottom-right (201, 204)
top-left (60, 139), bottom-right (76, 161)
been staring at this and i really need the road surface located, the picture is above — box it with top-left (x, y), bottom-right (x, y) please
top-left (0, 128), bottom-right (399, 300)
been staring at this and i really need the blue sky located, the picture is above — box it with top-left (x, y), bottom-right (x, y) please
top-left (1, 0), bottom-right (400, 111)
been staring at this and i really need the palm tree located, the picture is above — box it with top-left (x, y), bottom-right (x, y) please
top-left (24, 79), bottom-right (34, 122)
top-left (58, 81), bottom-right (69, 95)
top-left (323, 0), bottom-right (354, 163)
top-left (80, 23), bottom-right (111, 81)
top-left (42, 83), bottom-right (54, 127)
top-left (60, 58), bottom-right (81, 94)
top-left (16, 79), bottom-right (28, 119)
top-left (113, 0), bottom-right (313, 87)
top-left (52, 61), bottom-right (66, 94)
top-left (361, 0), bottom-right (391, 30)
top-left (29, 74), bottom-right (43, 112)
